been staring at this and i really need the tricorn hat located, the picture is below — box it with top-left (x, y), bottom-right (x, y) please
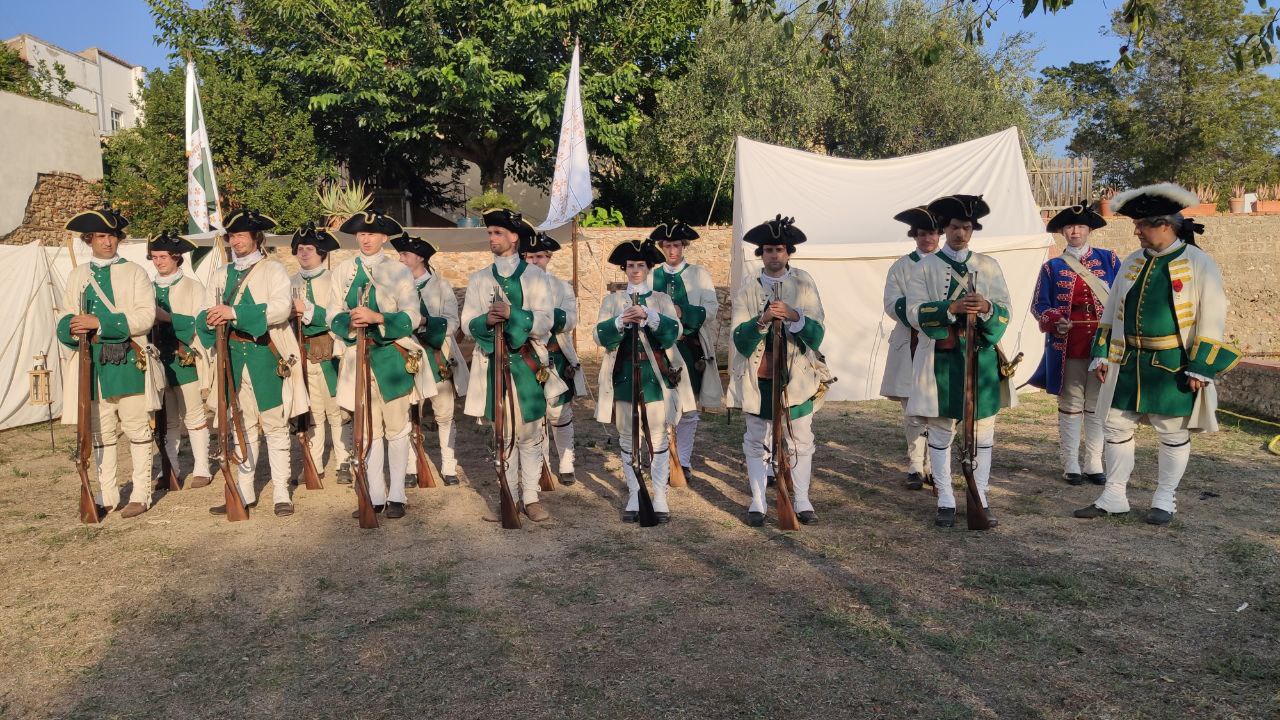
top-left (482, 208), bottom-right (536, 240)
top-left (648, 220), bottom-right (699, 244)
top-left (1046, 202), bottom-right (1107, 233)
top-left (520, 232), bottom-right (561, 255)
top-left (1108, 183), bottom-right (1199, 220)
top-left (290, 222), bottom-right (340, 254)
top-left (390, 232), bottom-right (437, 262)
top-left (743, 214), bottom-right (807, 249)
top-left (223, 208), bottom-right (278, 234)
top-left (65, 204), bottom-right (129, 236)
top-left (147, 230), bottom-right (197, 255)
top-left (927, 194), bottom-right (990, 231)
top-left (893, 206), bottom-right (940, 235)
top-left (339, 209), bottom-right (403, 237)
top-left (607, 239), bottom-right (665, 269)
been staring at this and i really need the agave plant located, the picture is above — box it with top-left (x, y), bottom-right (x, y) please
top-left (317, 181), bottom-right (373, 228)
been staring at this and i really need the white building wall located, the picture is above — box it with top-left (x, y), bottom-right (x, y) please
top-left (0, 90), bottom-right (103, 235)
top-left (4, 35), bottom-right (143, 135)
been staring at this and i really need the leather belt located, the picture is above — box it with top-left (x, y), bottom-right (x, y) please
top-left (1125, 334), bottom-right (1180, 351)
top-left (230, 329), bottom-right (269, 346)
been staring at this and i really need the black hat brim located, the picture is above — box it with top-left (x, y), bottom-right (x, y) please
top-left (893, 206), bottom-right (939, 232)
top-left (1046, 206), bottom-right (1106, 233)
top-left (66, 210), bottom-right (128, 235)
top-left (608, 240), bottom-right (664, 268)
top-left (390, 234), bottom-right (437, 260)
top-left (147, 234), bottom-right (198, 254)
top-left (649, 222), bottom-right (700, 243)
top-left (927, 195), bottom-right (990, 230)
top-left (339, 212), bottom-right (404, 237)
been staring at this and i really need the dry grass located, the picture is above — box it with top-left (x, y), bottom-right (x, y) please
top-left (0, 391), bottom-right (1277, 719)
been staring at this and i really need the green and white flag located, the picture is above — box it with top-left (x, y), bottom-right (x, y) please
top-left (185, 60), bottom-right (222, 234)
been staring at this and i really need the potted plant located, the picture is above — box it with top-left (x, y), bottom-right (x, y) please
top-left (318, 181), bottom-right (372, 229)
top-left (1187, 184), bottom-right (1218, 216)
top-left (1256, 184), bottom-right (1280, 214)
top-left (1098, 187), bottom-right (1116, 217)
top-left (464, 190), bottom-right (517, 226)
top-left (1229, 185), bottom-right (1246, 214)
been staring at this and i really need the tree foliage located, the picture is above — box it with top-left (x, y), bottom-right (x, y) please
top-left (102, 60), bottom-right (336, 236)
top-left (0, 43), bottom-right (76, 105)
top-left (1043, 0), bottom-right (1280, 191)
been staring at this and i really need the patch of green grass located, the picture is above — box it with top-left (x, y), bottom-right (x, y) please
top-left (1204, 647), bottom-right (1280, 681)
top-left (1219, 537), bottom-right (1272, 574)
top-left (316, 576), bottom-right (336, 591)
top-left (923, 604), bottom-right (1079, 659)
top-left (373, 591), bottom-right (484, 627)
top-left (801, 607), bottom-right (908, 654)
top-left (965, 566), bottom-right (1092, 606)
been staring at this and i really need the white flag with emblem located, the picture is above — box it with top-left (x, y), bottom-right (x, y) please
top-left (538, 41), bottom-right (592, 231)
top-left (185, 60), bottom-right (225, 284)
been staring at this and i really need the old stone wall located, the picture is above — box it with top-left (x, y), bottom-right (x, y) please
top-left (0, 171), bottom-right (102, 246)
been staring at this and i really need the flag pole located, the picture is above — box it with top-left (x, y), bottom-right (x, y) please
top-left (571, 215), bottom-right (579, 349)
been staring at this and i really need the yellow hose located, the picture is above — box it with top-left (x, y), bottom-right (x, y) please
top-left (1217, 409), bottom-right (1280, 456)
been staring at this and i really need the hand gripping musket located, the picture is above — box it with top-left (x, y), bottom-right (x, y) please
top-left (491, 286), bottom-right (522, 529)
top-left (960, 270), bottom-right (992, 531)
top-left (151, 314), bottom-right (180, 493)
top-left (215, 319), bottom-right (251, 522)
top-left (75, 286), bottom-right (102, 523)
top-left (766, 281), bottom-right (800, 531)
top-left (352, 283), bottom-right (380, 528)
top-left (292, 286), bottom-right (322, 490)
top-left (628, 292), bottom-right (659, 527)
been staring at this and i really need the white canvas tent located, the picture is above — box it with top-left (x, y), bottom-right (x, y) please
top-left (731, 128), bottom-right (1052, 402)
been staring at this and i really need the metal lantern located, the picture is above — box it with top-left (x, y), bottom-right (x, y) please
top-left (28, 352), bottom-right (52, 406)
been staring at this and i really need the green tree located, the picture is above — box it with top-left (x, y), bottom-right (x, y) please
top-left (149, 0), bottom-right (711, 194)
top-left (102, 60), bottom-right (336, 236)
top-left (1044, 0), bottom-right (1280, 191)
top-left (0, 44), bottom-right (75, 105)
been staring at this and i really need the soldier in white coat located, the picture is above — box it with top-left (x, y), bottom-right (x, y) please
top-left (650, 221), bottom-right (723, 478)
top-left (594, 240), bottom-right (696, 522)
top-left (905, 195), bottom-right (1015, 529)
top-left (727, 216), bottom-right (831, 527)
top-left (288, 224), bottom-right (348, 484)
top-left (521, 231), bottom-right (587, 484)
top-left (394, 232), bottom-right (469, 486)
top-left (880, 206), bottom-right (939, 490)
top-left (461, 209), bottom-right (568, 523)
top-left (197, 209), bottom-right (310, 517)
top-left (147, 231), bottom-right (212, 492)
top-left (58, 207), bottom-right (160, 518)
top-left (330, 211), bottom-right (434, 520)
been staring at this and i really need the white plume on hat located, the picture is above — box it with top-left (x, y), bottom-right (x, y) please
top-left (1109, 182), bottom-right (1199, 213)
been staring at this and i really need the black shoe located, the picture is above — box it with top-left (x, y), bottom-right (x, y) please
top-left (681, 466), bottom-right (692, 479)
top-left (797, 510), bottom-right (819, 525)
top-left (404, 473), bottom-right (418, 489)
top-left (906, 472), bottom-right (925, 490)
top-left (558, 472), bottom-right (576, 486)
top-left (351, 505), bottom-right (385, 519)
top-left (1064, 472), bottom-right (1084, 486)
top-left (984, 508), bottom-right (998, 528)
top-left (655, 512), bottom-right (671, 524)
top-left (766, 475), bottom-right (776, 488)
top-left (1146, 508), bottom-right (1174, 525)
top-left (935, 507), bottom-right (956, 527)
top-left (274, 502), bottom-right (294, 517)
top-left (443, 475), bottom-right (460, 486)
top-left (746, 511), bottom-right (765, 527)
top-left (1085, 472), bottom-right (1107, 486)
top-left (622, 510), bottom-right (637, 523)
top-left (335, 463), bottom-right (352, 485)
top-left (924, 473), bottom-right (935, 487)
top-left (1073, 504), bottom-right (1126, 519)
top-left (385, 502), bottom-right (406, 519)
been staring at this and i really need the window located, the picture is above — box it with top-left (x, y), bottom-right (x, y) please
top-left (110, 108), bottom-right (123, 132)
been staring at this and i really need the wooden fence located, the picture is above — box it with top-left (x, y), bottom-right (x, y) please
top-left (1028, 156), bottom-right (1094, 210)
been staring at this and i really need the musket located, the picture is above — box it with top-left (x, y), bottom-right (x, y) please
top-left (215, 321), bottom-right (250, 522)
top-left (960, 270), bottom-right (992, 531)
top-left (767, 281), bottom-right (800, 531)
top-left (151, 318), bottom-right (180, 492)
top-left (629, 292), bottom-right (659, 527)
top-left (492, 287), bottom-right (521, 529)
top-left (539, 416), bottom-right (557, 492)
top-left (667, 427), bottom-right (687, 487)
top-left (410, 401), bottom-right (439, 489)
top-left (75, 286), bottom-right (102, 524)
top-left (352, 284), bottom-right (379, 528)
top-left (292, 285), bottom-right (322, 491)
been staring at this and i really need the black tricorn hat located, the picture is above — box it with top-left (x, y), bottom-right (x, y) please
top-left (927, 194), bottom-right (990, 231)
top-left (390, 232), bottom-right (437, 261)
top-left (520, 232), bottom-right (561, 255)
top-left (481, 208), bottom-right (535, 240)
top-left (649, 220), bottom-right (699, 243)
top-left (893, 206), bottom-right (940, 235)
top-left (147, 230), bottom-right (197, 255)
top-left (607, 239), bottom-right (664, 269)
top-left (1046, 202), bottom-right (1107, 233)
top-left (339, 209), bottom-right (404, 237)
top-left (1108, 183), bottom-right (1199, 220)
top-left (290, 222), bottom-right (340, 254)
top-left (743, 214), bottom-right (807, 248)
top-left (223, 208), bottom-right (278, 234)
top-left (65, 204), bottom-right (129, 236)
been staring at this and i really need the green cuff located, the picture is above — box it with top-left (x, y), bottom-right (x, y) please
top-left (469, 315), bottom-right (496, 355)
top-left (596, 317), bottom-right (623, 350)
top-left (331, 312), bottom-right (355, 343)
top-left (230, 302), bottom-right (268, 338)
top-left (733, 319), bottom-right (765, 356)
top-left (978, 303), bottom-right (1010, 345)
top-left (651, 314), bottom-right (679, 349)
top-left (96, 308), bottom-right (131, 344)
top-left (505, 308), bottom-right (533, 348)
top-left (680, 304), bottom-right (706, 334)
top-left (380, 310), bottom-right (413, 340)
top-left (171, 313), bottom-right (197, 345)
top-left (195, 309), bottom-right (214, 348)
top-left (917, 301), bottom-right (953, 340)
top-left (419, 315), bottom-right (447, 349)
top-left (552, 308), bottom-right (567, 334)
top-left (1187, 336), bottom-right (1242, 378)
top-left (794, 316), bottom-right (824, 351)
top-left (1090, 324), bottom-right (1110, 359)
top-left (56, 314), bottom-right (77, 349)
top-left (892, 297), bottom-right (908, 325)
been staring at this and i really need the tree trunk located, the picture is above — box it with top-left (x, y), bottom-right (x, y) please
top-left (478, 157), bottom-right (507, 193)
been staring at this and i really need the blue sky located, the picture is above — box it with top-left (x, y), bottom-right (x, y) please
top-left (2, 0), bottom-right (1128, 73)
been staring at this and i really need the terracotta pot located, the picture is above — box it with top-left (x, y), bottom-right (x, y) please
top-left (1185, 203), bottom-right (1218, 216)
top-left (1256, 199), bottom-right (1280, 214)
top-left (1100, 197), bottom-right (1115, 217)
top-left (1229, 198), bottom-right (1245, 214)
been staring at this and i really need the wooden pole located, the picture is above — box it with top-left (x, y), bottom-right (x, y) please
top-left (571, 216), bottom-right (580, 350)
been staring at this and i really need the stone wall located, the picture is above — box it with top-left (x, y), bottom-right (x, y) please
top-left (0, 171), bottom-right (102, 246)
